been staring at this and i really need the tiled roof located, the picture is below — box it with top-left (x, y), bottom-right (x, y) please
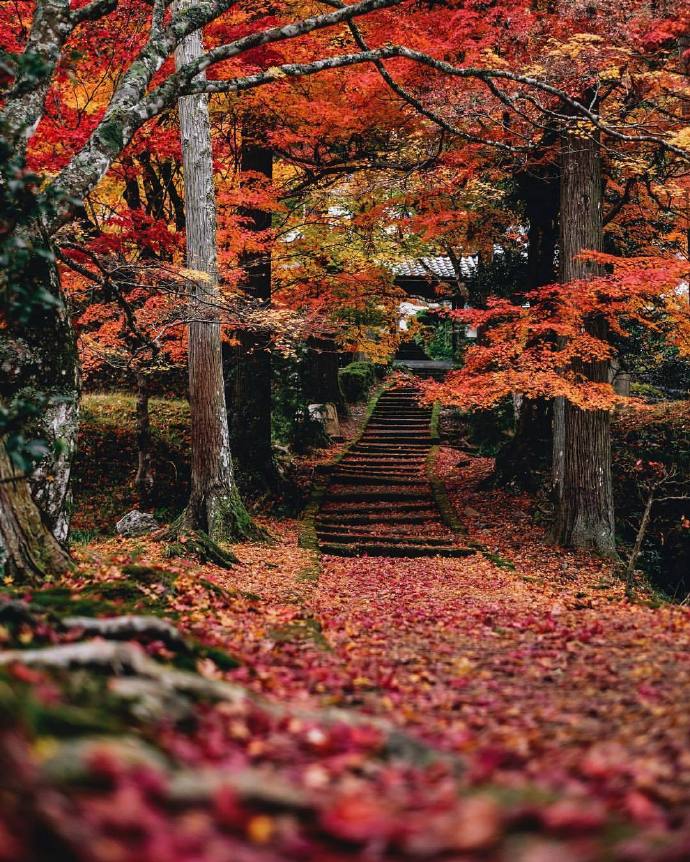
top-left (393, 255), bottom-right (477, 280)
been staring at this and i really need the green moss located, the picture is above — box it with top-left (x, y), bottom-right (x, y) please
top-left (176, 642), bottom-right (240, 672)
top-left (269, 617), bottom-right (330, 650)
top-left (468, 543), bottom-right (516, 570)
top-left (164, 529), bottom-right (238, 569)
top-left (18, 576), bottom-right (173, 618)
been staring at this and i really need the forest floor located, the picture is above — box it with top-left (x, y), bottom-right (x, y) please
top-left (3, 394), bottom-right (690, 861)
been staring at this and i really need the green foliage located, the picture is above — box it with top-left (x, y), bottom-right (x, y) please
top-left (338, 360), bottom-right (375, 402)
top-left (630, 382), bottom-right (667, 402)
top-left (463, 246), bottom-right (530, 308)
top-left (415, 311), bottom-right (456, 361)
top-left (462, 398), bottom-right (515, 456)
top-left (617, 318), bottom-right (690, 398)
top-left (612, 403), bottom-right (690, 599)
top-left (272, 350), bottom-right (329, 452)
top-left (73, 394), bottom-right (191, 534)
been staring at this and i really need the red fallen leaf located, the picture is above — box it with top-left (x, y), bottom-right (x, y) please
top-left (6, 663), bottom-right (46, 685)
top-left (320, 793), bottom-right (395, 843)
top-left (540, 799), bottom-right (607, 833)
top-left (450, 795), bottom-right (502, 851)
top-left (579, 743), bottom-right (628, 780)
top-left (214, 786), bottom-right (246, 828)
top-left (0, 820), bottom-right (23, 862)
top-left (624, 791), bottom-right (667, 827)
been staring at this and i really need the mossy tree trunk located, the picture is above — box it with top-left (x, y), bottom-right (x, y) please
top-left (0, 237), bottom-right (77, 580)
top-left (175, 5), bottom-right (257, 542)
top-left (0, 442), bottom-right (71, 582)
top-left (550, 126), bottom-right (616, 557)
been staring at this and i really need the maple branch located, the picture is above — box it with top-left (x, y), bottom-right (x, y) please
top-left (145, 0), bottom-right (405, 112)
top-left (0, 0), bottom-right (114, 151)
top-left (603, 176), bottom-right (637, 226)
top-left (183, 47), bottom-right (690, 162)
top-left (45, 0), bottom-right (404, 233)
top-left (70, 0), bottom-right (118, 26)
top-left (44, 14), bottom-right (690, 237)
top-left (318, 0), bottom-right (526, 154)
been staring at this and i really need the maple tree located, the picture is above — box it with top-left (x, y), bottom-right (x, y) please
top-left (1, 3), bottom-right (690, 855)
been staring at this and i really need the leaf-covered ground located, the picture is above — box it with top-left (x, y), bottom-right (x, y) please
top-left (3, 400), bottom-right (690, 861)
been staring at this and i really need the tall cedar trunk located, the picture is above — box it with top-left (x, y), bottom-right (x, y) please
top-left (175, 11), bottom-right (254, 541)
top-left (134, 372), bottom-right (154, 507)
top-left (225, 140), bottom-right (277, 493)
top-left (494, 166), bottom-right (558, 488)
top-left (0, 240), bottom-right (75, 580)
top-left (551, 128), bottom-right (616, 557)
top-left (303, 335), bottom-right (347, 417)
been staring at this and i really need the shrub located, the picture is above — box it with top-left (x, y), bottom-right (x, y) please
top-left (339, 361), bottom-right (376, 402)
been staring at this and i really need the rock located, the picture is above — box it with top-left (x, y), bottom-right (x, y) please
top-left (116, 509), bottom-right (159, 537)
top-left (308, 403), bottom-right (340, 438)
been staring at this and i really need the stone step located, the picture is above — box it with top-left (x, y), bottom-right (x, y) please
top-left (333, 466), bottom-right (423, 476)
top-left (351, 445), bottom-right (431, 453)
top-left (371, 416), bottom-right (431, 421)
top-left (367, 419), bottom-right (429, 430)
top-left (320, 499), bottom-right (436, 512)
top-left (319, 542), bottom-right (474, 558)
top-left (341, 456), bottom-right (427, 464)
top-left (372, 408), bottom-right (423, 414)
top-left (330, 474), bottom-right (428, 486)
top-left (335, 469), bottom-right (425, 478)
top-left (326, 490), bottom-right (431, 503)
top-left (360, 437), bottom-right (435, 446)
top-left (361, 431), bottom-right (431, 439)
top-left (317, 514), bottom-right (439, 526)
top-left (339, 454), bottom-right (426, 462)
top-left (316, 530), bottom-right (454, 546)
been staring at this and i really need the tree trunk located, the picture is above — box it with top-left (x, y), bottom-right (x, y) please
top-left (303, 335), bottom-right (347, 417)
top-left (134, 372), bottom-right (154, 507)
top-left (175, 9), bottom-right (256, 542)
top-left (0, 443), bottom-right (71, 583)
top-left (494, 397), bottom-right (553, 489)
top-left (494, 166), bottom-right (558, 488)
top-left (551, 127), bottom-right (616, 557)
top-left (225, 140), bottom-right (277, 493)
top-left (0, 233), bottom-right (78, 579)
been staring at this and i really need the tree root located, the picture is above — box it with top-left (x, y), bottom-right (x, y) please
top-left (0, 639), bottom-right (455, 769)
top-left (60, 615), bottom-right (186, 649)
top-left (163, 525), bottom-right (239, 568)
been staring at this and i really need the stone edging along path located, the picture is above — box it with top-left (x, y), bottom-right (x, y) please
top-left (309, 385), bottom-right (476, 558)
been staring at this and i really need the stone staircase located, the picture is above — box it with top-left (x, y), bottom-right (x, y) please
top-left (316, 386), bottom-right (474, 557)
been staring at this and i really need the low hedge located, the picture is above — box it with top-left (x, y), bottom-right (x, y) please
top-left (338, 361), bottom-right (376, 402)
